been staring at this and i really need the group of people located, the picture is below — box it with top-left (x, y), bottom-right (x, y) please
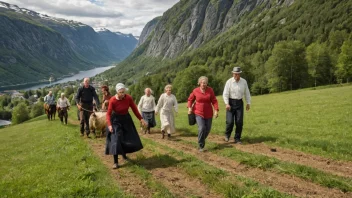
top-left (100, 66), bottom-right (251, 169)
top-left (44, 91), bottom-right (71, 124)
top-left (44, 66), bottom-right (250, 169)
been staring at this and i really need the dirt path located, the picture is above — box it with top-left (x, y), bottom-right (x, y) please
top-left (202, 134), bottom-right (352, 179)
top-left (88, 139), bottom-right (154, 198)
top-left (70, 117), bottom-right (222, 198)
top-left (136, 147), bottom-right (222, 198)
top-left (88, 139), bottom-right (222, 198)
top-left (142, 131), bottom-right (351, 198)
top-left (69, 117), bottom-right (153, 197)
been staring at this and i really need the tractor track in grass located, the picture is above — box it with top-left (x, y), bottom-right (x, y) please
top-left (78, 127), bottom-right (222, 198)
top-left (142, 131), bottom-right (351, 198)
top-left (203, 134), bottom-right (352, 179)
top-left (134, 147), bottom-right (223, 198)
top-left (87, 139), bottom-right (154, 198)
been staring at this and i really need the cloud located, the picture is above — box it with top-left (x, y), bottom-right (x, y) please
top-left (4, 0), bottom-right (179, 36)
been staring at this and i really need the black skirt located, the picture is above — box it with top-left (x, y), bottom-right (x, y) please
top-left (142, 111), bottom-right (156, 128)
top-left (105, 113), bottom-right (143, 155)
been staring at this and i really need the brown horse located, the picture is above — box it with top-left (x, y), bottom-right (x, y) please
top-left (44, 104), bottom-right (56, 120)
top-left (57, 107), bottom-right (69, 124)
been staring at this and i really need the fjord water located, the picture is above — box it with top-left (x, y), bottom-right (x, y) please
top-left (22, 66), bottom-right (115, 91)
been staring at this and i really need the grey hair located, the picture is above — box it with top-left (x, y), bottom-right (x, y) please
top-left (164, 84), bottom-right (172, 91)
top-left (144, 87), bottom-right (153, 94)
top-left (198, 76), bottom-right (208, 85)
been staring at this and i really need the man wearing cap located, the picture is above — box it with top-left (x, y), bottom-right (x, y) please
top-left (222, 67), bottom-right (251, 144)
top-left (75, 77), bottom-right (100, 137)
top-left (57, 93), bottom-right (70, 124)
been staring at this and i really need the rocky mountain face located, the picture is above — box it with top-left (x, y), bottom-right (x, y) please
top-left (137, 16), bottom-right (160, 47)
top-left (142, 0), bottom-right (295, 59)
top-left (0, 1), bottom-right (136, 87)
top-left (96, 28), bottom-right (138, 60)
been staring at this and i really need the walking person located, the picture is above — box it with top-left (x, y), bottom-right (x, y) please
top-left (155, 85), bottom-right (178, 139)
top-left (101, 85), bottom-right (112, 110)
top-left (188, 76), bottom-right (219, 152)
top-left (44, 91), bottom-right (56, 120)
top-left (57, 93), bottom-right (70, 125)
top-left (75, 77), bottom-right (100, 137)
top-left (137, 88), bottom-right (156, 134)
top-left (106, 83), bottom-right (147, 169)
top-left (222, 67), bottom-right (251, 144)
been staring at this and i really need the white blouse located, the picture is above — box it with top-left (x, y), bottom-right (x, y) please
top-left (138, 95), bottom-right (156, 112)
top-left (57, 97), bottom-right (70, 108)
top-left (155, 93), bottom-right (178, 113)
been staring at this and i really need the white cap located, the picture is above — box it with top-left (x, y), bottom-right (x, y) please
top-left (61, 93), bottom-right (65, 96)
top-left (115, 83), bottom-right (128, 92)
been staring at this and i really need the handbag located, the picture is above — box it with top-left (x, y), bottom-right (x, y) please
top-left (188, 101), bottom-right (197, 126)
top-left (188, 113), bottom-right (196, 125)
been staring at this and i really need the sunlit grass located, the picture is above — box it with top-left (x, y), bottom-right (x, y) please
top-left (0, 115), bottom-right (128, 197)
top-left (146, 84), bottom-right (352, 161)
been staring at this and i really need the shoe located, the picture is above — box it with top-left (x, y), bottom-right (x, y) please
top-left (167, 134), bottom-right (171, 138)
top-left (147, 130), bottom-right (150, 134)
top-left (199, 148), bottom-right (204, 152)
top-left (112, 163), bottom-right (119, 169)
top-left (123, 156), bottom-right (130, 162)
top-left (224, 137), bottom-right (229, 142)
top-left (80, 133), bottom-right (84, 137)
top-left (234, 139), bottom-right (242, 144)
top-left (161, 130), bottom-right (165, 139)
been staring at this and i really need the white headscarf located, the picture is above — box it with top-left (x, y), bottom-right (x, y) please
top-left (115, 83), bottom-right (128, 92)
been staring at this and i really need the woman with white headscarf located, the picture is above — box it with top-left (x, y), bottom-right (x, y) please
top-left (155, 84), bottom-right (178, 139)
top-left (105, 83), bottom-right (147, 169)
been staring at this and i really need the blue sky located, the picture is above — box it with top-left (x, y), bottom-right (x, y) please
top-left (4, 0), bottom-right (179, 36)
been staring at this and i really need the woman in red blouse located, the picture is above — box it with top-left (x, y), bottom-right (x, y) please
top-left (187, 76), bottom-right (219, 152)
top-left (106, 83), bottom-right (147, 169)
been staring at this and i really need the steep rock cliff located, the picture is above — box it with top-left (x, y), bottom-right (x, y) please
top-left (137, 16), bottom-right (161, 47)
top-left (143, 0), bottom-right (295, 59)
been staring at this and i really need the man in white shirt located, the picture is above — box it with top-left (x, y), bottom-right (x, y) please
top-left (222, 67), bottom-right (251, 144)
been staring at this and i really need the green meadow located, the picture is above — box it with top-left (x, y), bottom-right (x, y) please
top-left (0, 116), bottom-right (128, 197)
top-left (0, 84), bottom-right (351, 197)
top-left (172, 84), bottom-right (352, 161)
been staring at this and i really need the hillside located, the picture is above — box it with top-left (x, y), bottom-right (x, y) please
top-left (1, 85), bottom-right (351, 197)
top-left (100, 0), bottom-right (352, 102)
top-left (0, 1), bottom-right (137, 88)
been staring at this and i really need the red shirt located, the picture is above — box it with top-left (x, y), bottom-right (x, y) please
top-left (187, 87), bottom-right (219, 119)
top-left (106, 94), bottom-right (143, 126)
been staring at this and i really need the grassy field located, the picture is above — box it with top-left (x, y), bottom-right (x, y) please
top-left (171, 84), bottom-right (352, 161)
top-left (0, 84), bottom-right (351, 197)
top-left (0, 115), bottom-right (129, 197)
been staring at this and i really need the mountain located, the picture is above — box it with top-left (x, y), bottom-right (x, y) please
top-left (100, 0), bottom-right (352, 102)
top-left (0, 1), bottom-right (136, 88)
top-left (94, 28), bottom-right (138, 60)
top-left (137, 16), bottom-right (160, 47)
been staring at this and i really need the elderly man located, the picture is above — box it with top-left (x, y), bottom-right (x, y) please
top-left (75, 78), bottom-right (100, 137)
top-left (222, 67), bottom-right (251, 144)
top-left (44, 91), bottom-right (56, 120)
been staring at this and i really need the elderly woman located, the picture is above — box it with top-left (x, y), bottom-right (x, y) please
top-left (57, 93), bottom-right (70, 125)
top-left (101, 85), bottom-right (112, 110)
top-left (188, 76), bottom-right (219, 152)
top-left (138, 88), bottom-right (156, 134)
top-left (155, 84), bottom-right (178, 139)
top-left (106, 83), bottom-right (147, 169)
